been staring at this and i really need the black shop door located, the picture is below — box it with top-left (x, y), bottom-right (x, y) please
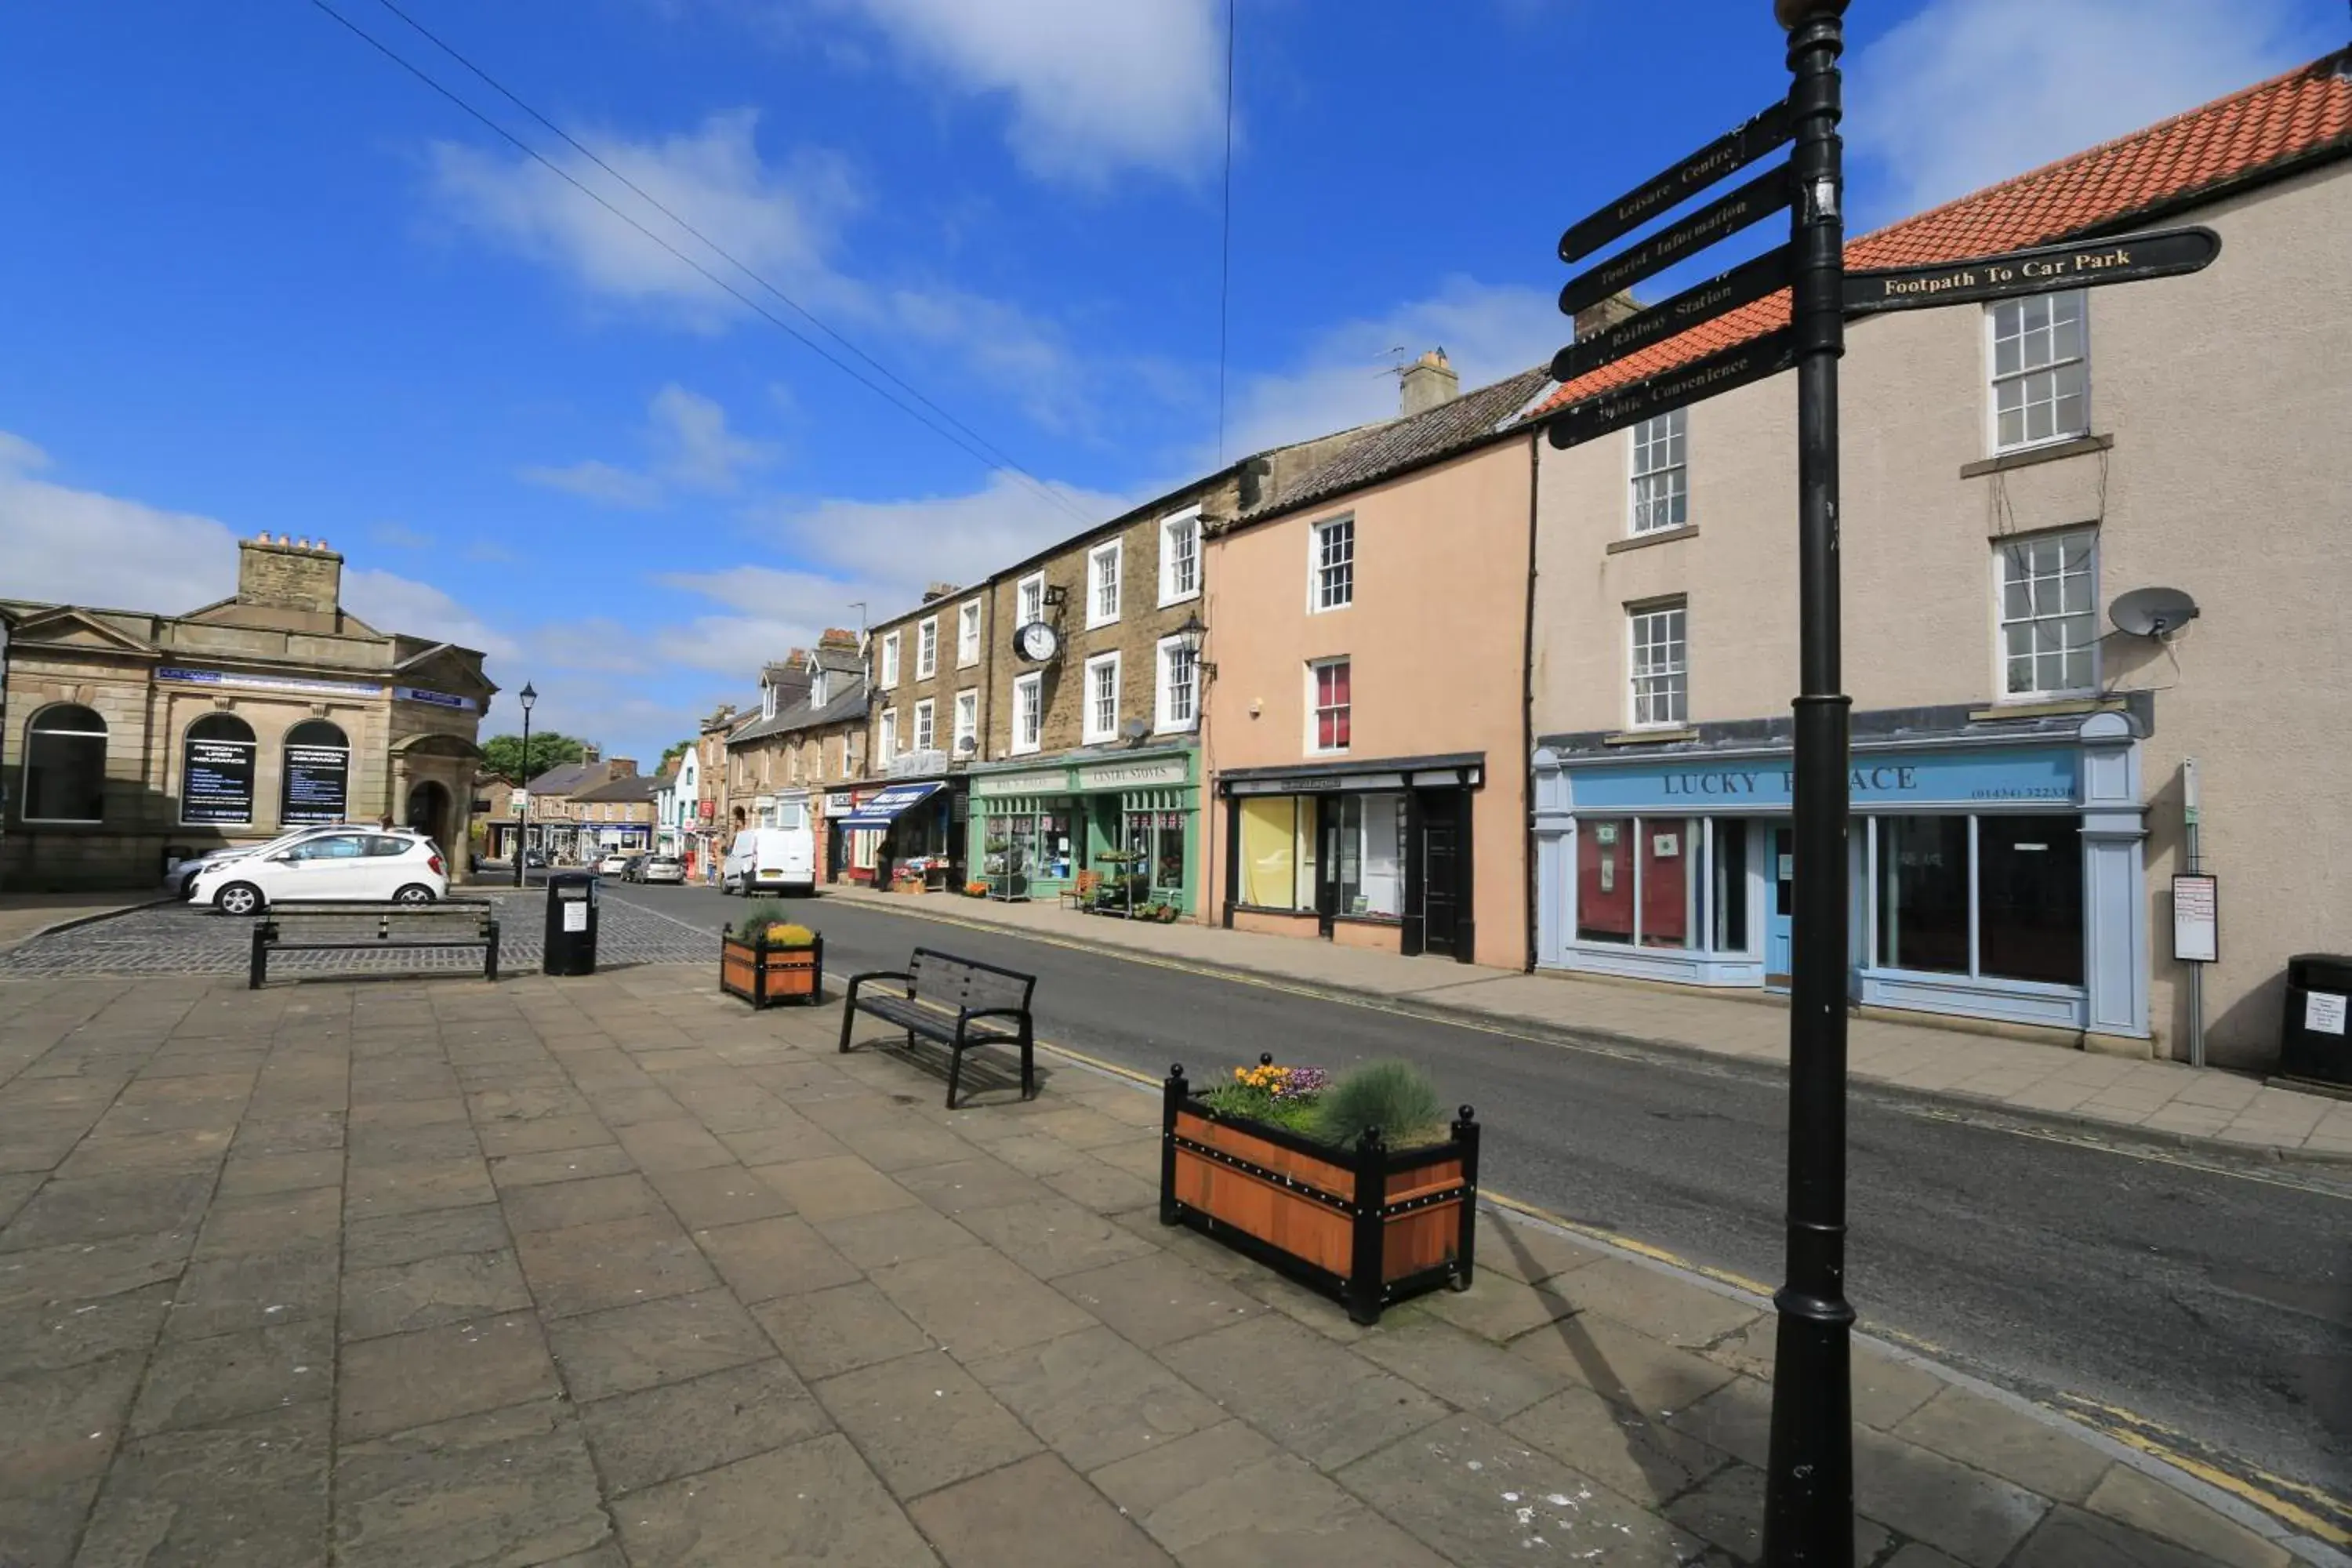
top-left (1417, 789), bottom-right (1468, 961)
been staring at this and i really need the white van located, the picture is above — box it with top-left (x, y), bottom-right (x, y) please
top-left (723, 825), bottom-right (815, 896)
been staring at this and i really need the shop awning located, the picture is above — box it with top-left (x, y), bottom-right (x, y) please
top-left (833, 781), bottom-right (944, 829)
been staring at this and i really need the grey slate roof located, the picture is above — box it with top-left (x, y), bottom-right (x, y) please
top-left (1229, 365), bottom-right (1551, 528)
top-left (524, 760), bottom-right (601, 797)
top-left (572, 773), bottom-right (661, 804)
top-left (727, 674), bottom-right (870, 744)
top-left (809, 643), bottom-right (865, 675)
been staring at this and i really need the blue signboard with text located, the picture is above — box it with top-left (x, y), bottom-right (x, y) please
top-left (1567, 744), bottom-right (2078, 812)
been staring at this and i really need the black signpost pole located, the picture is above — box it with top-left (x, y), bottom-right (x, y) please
top-left (1766, 2), bottom-right (1854, 1565)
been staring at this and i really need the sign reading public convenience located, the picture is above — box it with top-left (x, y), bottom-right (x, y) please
top-left (1846, 225), bottom-right (2220, 313)
top-left (1548, 328), bottom-right (1797, 450)
top-left (1557, 100), bottom-right (1794, 263)
top-left (1558, 164), bottom-right (1791, 318)
top-left (1554, 246), bottom-right (1791, 382)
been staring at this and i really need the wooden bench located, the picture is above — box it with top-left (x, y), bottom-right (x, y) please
top-left (249, 900), bottom-right (499, 989)
top-left (838, 946), bottom-right (1037, 1109)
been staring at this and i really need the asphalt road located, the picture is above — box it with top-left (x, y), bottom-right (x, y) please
top-left (604, 879), bottom-right (2352, 1508)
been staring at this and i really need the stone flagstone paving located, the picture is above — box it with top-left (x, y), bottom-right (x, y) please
top-left (0, 964), bottom-right (2314, 1566)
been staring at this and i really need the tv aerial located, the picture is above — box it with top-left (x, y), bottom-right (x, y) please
top-left (2109, 586), bottom-right (2201, 638)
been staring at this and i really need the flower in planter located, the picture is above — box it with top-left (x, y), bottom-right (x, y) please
top-left (964, 880), bottom-right (990, 897)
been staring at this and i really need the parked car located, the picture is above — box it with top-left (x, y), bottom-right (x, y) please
top-left (192, 829), bottom-right (448, 916)
top-left (523, 848), bottom-right (549, 869)
top-left (166, 825), bottom-right (421, 898)
top-left (597, 851), bottom-right (634, 876)
top-left (640, 855), bottom-right (687, 884)
top-left (619, 853), bottom-right (654, 882)
top-left (722, 826), bottom-right (815, 895)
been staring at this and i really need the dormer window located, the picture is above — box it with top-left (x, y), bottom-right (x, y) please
top-left (762, 686), bottom-right (777, 720)
top-left (810, 669), bottom-right (829, 707)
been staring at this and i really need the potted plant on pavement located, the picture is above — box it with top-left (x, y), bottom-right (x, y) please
top-left (720, 902), bottom-right (825, 1007)
top-left (1160, 1054), bottom-right (1478, 1325)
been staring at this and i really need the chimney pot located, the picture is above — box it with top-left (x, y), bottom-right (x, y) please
top-left (1399, 347), bottom-right (1460, 417)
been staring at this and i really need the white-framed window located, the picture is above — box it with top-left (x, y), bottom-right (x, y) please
top-left (1087, 540), bottom-right (1122, 627)
top-left (1011, 672), bottom-right (1044, 754)
top-left (761, 684), bottom-right (778, 720)
top-left (953, 688), bottom-right (978, 754)
top-left (1629, 408), bottom-right (1688, 534)
top-left (880, 631), bottom-right (902, 688)
top-left (957, 600), bottom-right (982, 666)
top-left (1310, 516), bottom-right (1354, 612)
top-left (1083, 651), bottom-right (1122, 744)
top-left (1016, 572), bottom-right (1044, 629)
top-left (878, 709), bottom-right (899, 768)
top-left (1155, 636), bottom-right (1199, 734)
top-left (913, 698), bottom-right (935, 751)
top-left (1628, 601), bottom-right (1688, 728)
top-left (1995, 528), bottom-right (2098, 699)
top-left (1988, 290), bottom-right (2087, 452)
top-left (1160, 507), bottom-right (1201, 606)
top-left (916, 617), bottom-right (938, 679)
top-left (1308, 656), bottom-right (1351, 753)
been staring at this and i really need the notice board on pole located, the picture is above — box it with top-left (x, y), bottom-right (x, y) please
top-left (2172, 873), bottom-right (2218, 964)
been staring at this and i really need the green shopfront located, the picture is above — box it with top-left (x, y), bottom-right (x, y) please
top-left (967, 746), bottom-right (1200, 914)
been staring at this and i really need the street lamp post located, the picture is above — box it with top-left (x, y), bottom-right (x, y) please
top-left (514, 682), bottom-right (537, 888)
top-left (1766, 2), bottom-right (1855, 1564)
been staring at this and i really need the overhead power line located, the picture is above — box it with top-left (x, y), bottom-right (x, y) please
top-left (307, 0), bottom-right (1097, 527)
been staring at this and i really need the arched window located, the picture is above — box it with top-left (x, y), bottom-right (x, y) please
top-left (281, 719), bottom-right (351, 826)
top-left (23, 705), bottom-right (107, 822)
top-left (181, 713), bottom-right (259, 826)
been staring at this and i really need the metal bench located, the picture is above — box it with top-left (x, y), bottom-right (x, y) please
top-left (838, 946), bottom-right (1037, 1109)
top-left (249, 900), bottom-right (500, 989)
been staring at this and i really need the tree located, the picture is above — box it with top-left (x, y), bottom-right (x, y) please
top-left (483, 731), bottom-right (587, 783)
top-left (659, 739), bottom-right (691, 773)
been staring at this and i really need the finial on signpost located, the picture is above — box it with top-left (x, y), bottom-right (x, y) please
top-left (1773, 0), bottom-right (1847, 26)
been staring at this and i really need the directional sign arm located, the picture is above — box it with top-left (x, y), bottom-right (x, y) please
top-left (1559, 165), bottom-right (1791, 320)
top-left (1546, 328), bottom-right (1797, 451)
top-left (1844, 226), bottom-right (2220, 313)
top-left (1557, 100), bottom-right (1795, 263)
top-left (1553, 246), bottom-right (1791, 383)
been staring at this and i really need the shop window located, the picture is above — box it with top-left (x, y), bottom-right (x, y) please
top-left (1311, 517), bottom-right (1354, 611)
top-left (1126, 809), bottom-right (1188, 896)
top-left (1238, 797), bottom-right (1299, 908)
top-left (1156, 637), bottom-right (1197, 734)
top-left (1011, 673), bottom-right (1043, 754)
top-left (916, 617), bottom-right (938, 679)
top-left (1628, 602), bottom-right (1687, 728)
top-left (880, 631), bottom-right (901, 688)
top-left (1160, 510), bottom-right (1200, 604)
top-left (1088, 540), bottom-right (1122, 627)
top-left (957, 600), bottom-right (982, 666)
top-left (1577, 818), bottom-right (1635, 943)
top-left (1639, 819), bottom-right (1698, 949)
top-left (1976, 815), bottom-right (2084, 985)
top-left (1309, 658), bottom-right (1350, 753)
top-left (913, 699), bottom-right (935, 752)
top-left (22, 703), bottom-right (107, 822)
top-left (1334, 793), bottom-right (1404, 918)
top-left (1083, 652), bottom-right (1121, 744)
top-left (1997, 531), bottom-right (2097, 699)
top-left (1712, 822), bottom-right (1749, 951)
top-left (1989, 290), bottom-right (2087, 451)
top-left (1876, 815), bottom-right (1971, 975)
top-left (181, 713), bottom-right (258, 827)
top-left (1630, 408), bottom-right (1688, 534)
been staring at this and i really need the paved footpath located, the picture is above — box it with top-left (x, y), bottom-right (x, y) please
top-left (0, 965), bottom-right (2332, 1567)
top-left (818, 885), bottom-right (2352, 1163)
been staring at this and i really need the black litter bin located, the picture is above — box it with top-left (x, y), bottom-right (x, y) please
top-left (2278, 953), bottom-right (2352, 1086)
top-left (543, 872), bottom-right (600, 977)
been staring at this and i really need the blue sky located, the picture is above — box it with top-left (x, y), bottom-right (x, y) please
top-left (3, 0), bottom-right (2339, 763)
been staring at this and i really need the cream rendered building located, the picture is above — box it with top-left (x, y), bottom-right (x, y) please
top-left (1527, 56), bottom-right (2350, 1069)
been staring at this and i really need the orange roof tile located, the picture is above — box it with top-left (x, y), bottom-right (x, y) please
top-left (1530, 49), bottom-right (2352, 419)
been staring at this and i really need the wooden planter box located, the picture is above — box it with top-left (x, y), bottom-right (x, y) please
top-left (1158, 1066), bottom-right (1479, 1325)
top-left (720, 929), bottom-right (825, 1008)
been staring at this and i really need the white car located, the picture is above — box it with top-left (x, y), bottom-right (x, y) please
top-left (194, 829), bottom-right (448, 916)
top-left (641, 855), bottom-right (687, 884)
top-left (166, 824), bottom-right (410, 898)
top-left (597, 851), bottom-right (634, 876)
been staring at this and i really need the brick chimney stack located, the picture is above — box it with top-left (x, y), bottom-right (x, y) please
top-left (1399, 348), bottom-right (1461, 418)
top-left (236, 532), bottom-right (343, 613)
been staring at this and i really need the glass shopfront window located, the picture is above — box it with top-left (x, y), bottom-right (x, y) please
top-left (1876, 815), bottom-right (1971, 975)
top-left (1577, 818), bottom-right (1635, 944)
top-left (1124, 810), bottom-right (1187, 896)
top-left (1978, 815), bottom-right (2083, 985)
top-left (1578, 817), bottom-right (1740, 952)
top-left (1239, 797), bottom-right (1301, 909)
top-left (1334, 793), bottom-right (1404, 918)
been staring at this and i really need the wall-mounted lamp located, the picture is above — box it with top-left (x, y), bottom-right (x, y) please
top-left (1172, 609), bottom-right (1216, 682)
top-left (1042, 584), bottom-right (1069, 609)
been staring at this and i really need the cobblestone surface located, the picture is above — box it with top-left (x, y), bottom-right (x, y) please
top-left (0, 891), bottom-right (713, 978)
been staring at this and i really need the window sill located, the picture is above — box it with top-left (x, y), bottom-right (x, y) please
top-left (1967, 696), bottom-right (2123, 722)
top-left (1086, 617), bottom-right (1122, 633)
top-left (1602, 728), bottom-right (1698, 746)
top-left (1333, 912), bottom-right (1403, 927)
top-left (1606, 524), bottom-right (1700, 555)
top-left (1958, 433), bottom-right (2111, 478)
top-left (1157, 590), bottom-right (1201, 609)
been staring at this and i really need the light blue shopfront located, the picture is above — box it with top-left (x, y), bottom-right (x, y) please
top-left (1531, 712), bottom-right (2147, 1039)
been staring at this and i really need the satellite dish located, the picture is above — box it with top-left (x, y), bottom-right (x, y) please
top-left (2110, 586), bottom-right (2201, 637)
top-left (955, 735), bottom-right (976, 754)
top-left (1120, 717), bottom-right (1150, 742)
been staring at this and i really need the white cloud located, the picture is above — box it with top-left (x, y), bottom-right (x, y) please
top-left (518, 459), bottom-right (666, 510)
top-left (343, 569), bottom-right (522, 662)
top-left (371, 521), bottom-right (435, 549)
top-left (521, 383), bottom-right (778, 510)
top-left (818, 0), bottom-right (1226, 183)
top-left (0, 434), bottom-right (241, 611)
top-left (1848, 0), bottom-right (2325, 220)
top-left (1224, 277), bottom-right (1558, 457)
top-left (430, 109), bottom-right (860, 329)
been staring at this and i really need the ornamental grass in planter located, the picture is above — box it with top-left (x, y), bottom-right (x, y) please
top-left (720, 902), bottom-right (824, 1007)
top-left (1160, 1054), bottom-right (1477, 1324)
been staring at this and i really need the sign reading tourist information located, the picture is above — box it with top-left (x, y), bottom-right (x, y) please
top-left (1557, 100), bottom-right (1794, 263)
top-left (1846, 227), bottom-right (2221, 314)
top-left (182, 739), bottom-right (257, 825)
top-left (1547, 328), bottom-right (1797, 451)
top-left (281, 744), bottom-right (351, 825)
top-left (1553, 246), bottom-right (1791, 382)
top-left (1558, 165), bottom-right (1791, 318)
